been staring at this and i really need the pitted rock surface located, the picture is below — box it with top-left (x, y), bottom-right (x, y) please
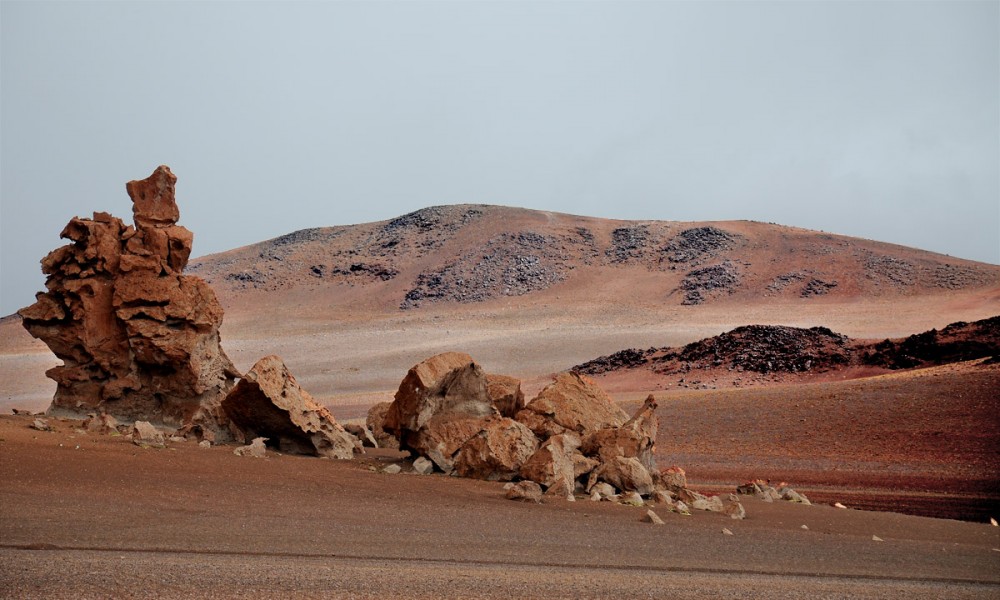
top-left (19, 166), bottom-right (238, 437)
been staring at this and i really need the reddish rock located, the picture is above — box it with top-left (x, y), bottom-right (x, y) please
top-left (453, 417), bottom-right (538, 481)
top-left (18, 166), bottom-right (237, 437)
top-left (407, 414), bottom-right (492, 473)
top-left (587, 456), bottom-right (655, 496)
top-left (384, 352), bottom-right (495, 436)
top-left (519, 433), bottom-right (582, 495)
top-left (131, 421), bottom-right (165, 448)
top-left (366, 401), bottom-right (399, 449)
top-left (384, 353), bottom-right (499, 472)
top-left (513, 407), bottom-right (569, 439)
top-left (83, 413), bottom-right (119, 435)
top-left (660, 466), bottom-right (687, 491)
top-left (486, 374), bottom-right (525, 418)
top-left (222, 355), bottom-right (359, 459)
top-left (519, 372), bottom-right (629, 439)
top-left (504, 480), bottom-right (543, 503)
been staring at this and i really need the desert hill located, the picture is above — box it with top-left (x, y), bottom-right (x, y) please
top-left (4, 205), bottom-right (999, 412)
top-left (188, 204), bottom-right (1000, 313)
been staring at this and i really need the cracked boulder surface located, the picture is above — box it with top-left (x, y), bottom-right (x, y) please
top-left (18, 166), bottom-right (238, 437)
top-left (221, 355), bottom-right (360, 459)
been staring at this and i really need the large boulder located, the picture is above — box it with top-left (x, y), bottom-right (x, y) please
top-left (18, 166), bottom-right (238, 437)
top-left (453, 417), bottom-right (539, 480)
top-left (383, 353), bottom-right (500, 472)
top-left (384, 352), bottom-right (495, 436)
top-left (222, 356), bottom-right (359, 459)
top-left (516, 372), bottom-right (629, 440)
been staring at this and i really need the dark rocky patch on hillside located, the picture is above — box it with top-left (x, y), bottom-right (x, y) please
top-left (575, 316), bottom-right (1000, 380)
top-left (401, 231), bottom-right (570, 309)
top-left (606, 225), bottom-right (652, 264)
top-left (679, 261), bottom-right (742, 305)
top-left (371, 206), bottom-right (485, 258)
top-left (661, 226), bottom-right (742, 266)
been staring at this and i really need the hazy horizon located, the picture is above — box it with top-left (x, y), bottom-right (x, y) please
top-left (2, 1), bottom-right (998, 315)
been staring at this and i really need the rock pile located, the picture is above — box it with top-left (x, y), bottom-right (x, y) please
top-left (19, 166), bottom-right (239, 437)
top-left (678, 261), bottom-right (742, 305)
top-left (661, 226), bottom-right (741, 266)
top-left (372, 352), bottom-right (738, 513)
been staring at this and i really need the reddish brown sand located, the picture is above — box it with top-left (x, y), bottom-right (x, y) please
top-left (606, 359), bottom-right (1000, 523)
top-left (2, 409), bottom-right (999, 598)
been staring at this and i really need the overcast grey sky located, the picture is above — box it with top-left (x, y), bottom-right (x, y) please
top-left (2, 1), bottom-right (997, 315)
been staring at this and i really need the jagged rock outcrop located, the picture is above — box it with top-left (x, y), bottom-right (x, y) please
top-left (18, 166), bottom-right (238, 436)
top-left (221, 355), bottom-right (360, 459)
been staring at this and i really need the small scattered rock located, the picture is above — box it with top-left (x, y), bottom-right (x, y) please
top-left (779, 486), bottom-right (811, 505)
top-left (505, 480), bottom-right (543, 503)
top-left (382, 464), bottom-right (402, 475)
top-left (83, 413), bottom-right (119, 435)
top-left (12, 408), bottom-right (33, 416)
top-left (722, 528), bottom-right (734, 536)
top-left (168, 436), bottom-right (186, 443)
top-left (198, 440), bottom-right (212, 449)
top-left (29, 418), bottom-right (51, 432)
top-left (131, 421), bottom-right (165, 447)
top-left (620, 491), bottom-right (645, 507)
top-left (344, 423), bottom-right (379, 448)
top-left (724, 501), bottom-right (746, 520)
top-left (872, 535), bottom-right (884, 542)
top-left (801, 525), bottom-right (809, 530)
top-left (643, 510), bottom-right (665, 525)
top-left (413, 456), bottom-right (435, 475)
top-left (233, 437), bottom-right (268, 458)
top-left (834, 502), bottom-right (848, 509)
top-left (990, 517), bottom-right (998, 527)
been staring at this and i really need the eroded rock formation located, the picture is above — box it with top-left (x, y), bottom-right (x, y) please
top-left (19, 166), bottom-right (238, 436)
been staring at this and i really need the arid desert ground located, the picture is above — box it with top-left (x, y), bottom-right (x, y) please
top-left (2, 205), bottom-right (999, 597)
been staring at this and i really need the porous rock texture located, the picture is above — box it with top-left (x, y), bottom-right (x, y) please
top-left (19, 166), bottom-right (238, 437)
top-left (221, 355), bottom-right (360, 459)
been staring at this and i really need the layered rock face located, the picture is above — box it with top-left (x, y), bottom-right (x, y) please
top-left (19, 166), bottom-right (238, 435)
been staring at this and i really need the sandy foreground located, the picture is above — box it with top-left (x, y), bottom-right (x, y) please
top-left (1, 415), bottom-right (998, 599)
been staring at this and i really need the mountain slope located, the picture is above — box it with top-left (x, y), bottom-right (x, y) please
top-left (188, 204), bottom-right (1000, 313)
